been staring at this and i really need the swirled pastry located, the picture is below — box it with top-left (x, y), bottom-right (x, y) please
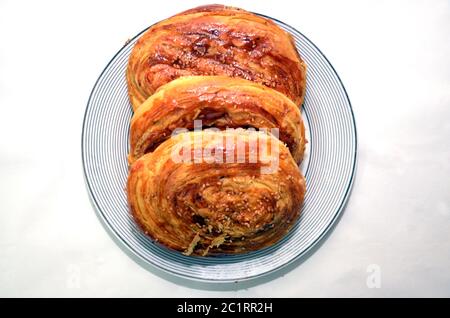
top-left (126, 4), bottom-right (306, 110)
top-left (127, 130), bottom-right (306, 256)
top-left (129, 76), bottom-right (306, 164)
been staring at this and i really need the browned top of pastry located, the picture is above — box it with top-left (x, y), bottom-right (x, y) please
top-left (127, 130), bottom-right (306, 256)
top-left (129, 76), bottom-right (306, 164)
top-left (126, 4), bottom-right (306, 110)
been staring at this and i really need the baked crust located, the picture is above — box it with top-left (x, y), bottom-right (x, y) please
top-left (128, 76), bottom-right (306, 164)
top-left (126, 4), bottom-right (306, 110)
top-left (127, 130), bottom-right (306, 256)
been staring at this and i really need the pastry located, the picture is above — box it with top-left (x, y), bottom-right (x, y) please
top-left (125, 5), bottom-right (308, 257)
top-left (128, 76), bottom-right (306, 164)
top-left (126, 4), bottom-right (306, 110)
top-left (127, 130), bottom-right (306, 256)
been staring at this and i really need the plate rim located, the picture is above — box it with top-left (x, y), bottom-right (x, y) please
top-left (81, 14), bottom-right (358, 283)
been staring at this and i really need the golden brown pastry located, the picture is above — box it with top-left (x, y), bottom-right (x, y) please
top-left (127, 130), bottom-right (306, 256)
top-left (126, 4), bottom-right (306, 110)
top-left (128, 76), bottom-right (306, 164)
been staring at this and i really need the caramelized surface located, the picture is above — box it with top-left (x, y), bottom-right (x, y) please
top-left (126, 4), bottom-right (306, 110)
top-left (129, 76), bottom-right (306, 164)
top-left (127, 130), bottom-right (306, 256)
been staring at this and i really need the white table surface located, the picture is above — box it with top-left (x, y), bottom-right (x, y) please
top-left (1, 0), bottom-right (449, 297)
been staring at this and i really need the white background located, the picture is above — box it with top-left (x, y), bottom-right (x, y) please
top-left (1, 0), bottom-right (449, 297)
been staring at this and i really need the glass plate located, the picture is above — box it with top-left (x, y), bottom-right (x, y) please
top-left (82, 15), bottom-right (357, 282)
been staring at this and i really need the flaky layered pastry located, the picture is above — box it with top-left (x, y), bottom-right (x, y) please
top-left (129, 76), bottom-right (306, 164)
top-left (127, 130), bottom-right (306, 256)
top-left (126, 4), bottom-right (306, 110)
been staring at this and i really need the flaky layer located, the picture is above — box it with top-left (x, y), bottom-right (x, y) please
top-left (126, 4), bottom-right (306, 110)
top-left (129, 76), bottom-right (306, 164)
top-left (127, 130), bottom-right (306, 256)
